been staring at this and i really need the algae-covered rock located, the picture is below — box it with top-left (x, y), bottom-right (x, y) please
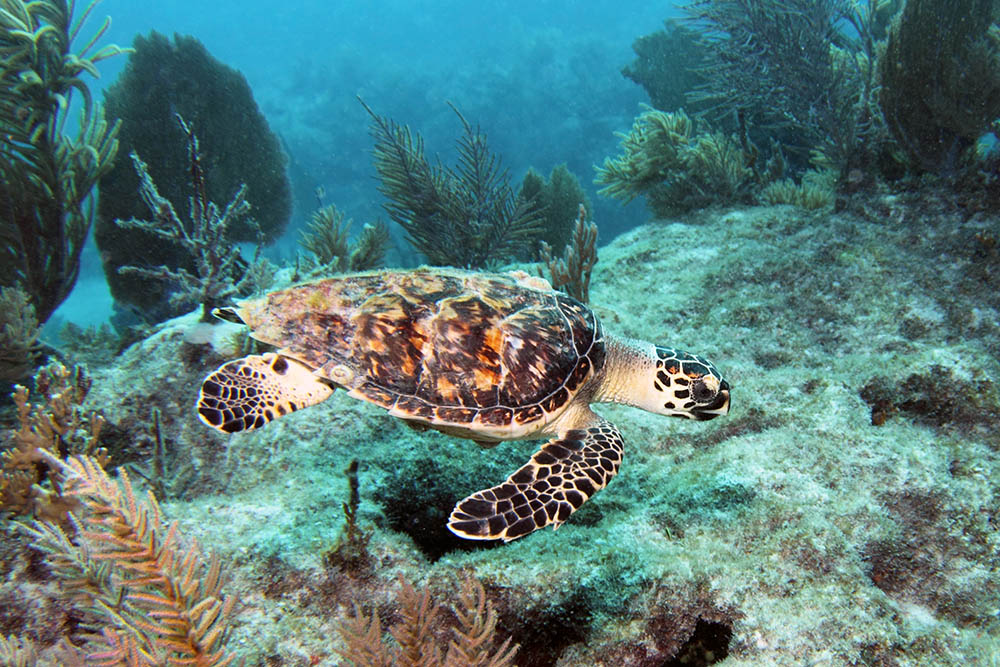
top-left (16, 191), bottom-right (1000, 664)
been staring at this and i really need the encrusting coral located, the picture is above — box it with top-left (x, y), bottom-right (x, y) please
top-left (0, 0), bottom-right (125, 324)
top-left (115, 115), bottom-right (259, 323)
top-left (362, 99), bottom-right (543, 268)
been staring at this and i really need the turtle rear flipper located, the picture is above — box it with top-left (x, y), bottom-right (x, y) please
top-left (448, 419), bottom-right (624, 542)
top-left (197, 353), bottom-right (334, 433)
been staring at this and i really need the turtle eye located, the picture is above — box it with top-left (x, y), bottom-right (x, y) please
top-left (690, 377), bottom-right (717, 403)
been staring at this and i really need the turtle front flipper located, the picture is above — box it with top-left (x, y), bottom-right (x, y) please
top-left (197, 353), bottom-right (334, 433)
top-left (448, 419), bottom-right (624, 542)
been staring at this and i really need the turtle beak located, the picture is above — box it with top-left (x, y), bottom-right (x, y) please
top-left (212, 307), bottom-right (244, 324)
top-left (691, 379), bottom-right (730, 421)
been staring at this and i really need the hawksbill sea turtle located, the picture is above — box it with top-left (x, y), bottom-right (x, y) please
top-left (196, 267), bottom-right (730, 542)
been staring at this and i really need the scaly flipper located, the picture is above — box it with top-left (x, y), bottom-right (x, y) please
top-left (448, 419), bottom-right (624, 542)
top-left (197, 353), bottom-right (334, 433)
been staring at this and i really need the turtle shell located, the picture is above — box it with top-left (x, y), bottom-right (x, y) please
top-left (231, 268), bottom-right (605, 438)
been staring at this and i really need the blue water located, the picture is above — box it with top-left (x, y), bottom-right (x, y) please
top-left (53, 0), bottom-right (676, 330)
top-left (12, 3), bottom-right (1000, 663)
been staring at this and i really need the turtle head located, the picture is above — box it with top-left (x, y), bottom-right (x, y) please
top-left (598, 339), bottom-right (730, 420)
top-left (648, 346), bottom-right (730, 421)
top-left (210, 294), bottom-right (270, 331)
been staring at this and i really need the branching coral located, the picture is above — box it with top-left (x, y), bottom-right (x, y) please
top-left (115, 115), bottom-right (258, 322)
top-left (58, 320), bottom-right (120, 367)
top-left (96, 30), bottom-right (291, 320)
top-left (22, 453), bottom-right (240, 665)
top-left (880, 0), bottom-right (1000, 173)
top-left (1, 361), bottom-right (106, 521)
top-left (682, 0), bottom-right (890, 176)
top-left (596, 107), bottom-right (695, 204)
top-left (539, 204), bottom-right (598, 303)
top-left (362, 99), bottom-right (543, 268)
top-left (759, 171), bottom-right (836, 209)
top-left (0, 285), bottom-right (41, 382)
top-left (337, 576), bottom-right (517, 667)
top-left (595, 107), bottom-right (753, 216)
top-left (126, 407), bottom-right (194, 502)
top-left (323, 459), bottom-right (372, 574)
top-left (622, 19), bottom-right (711, 113)
top-left (519, 163), bottom-right (591, 254)
top-left (300, 203), bottom-right (390, 276)
top-left (0, 0), bottom-right (125, 324)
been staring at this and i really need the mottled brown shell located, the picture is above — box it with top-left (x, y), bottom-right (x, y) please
top-left (231, 268), bottom-right (605, 437)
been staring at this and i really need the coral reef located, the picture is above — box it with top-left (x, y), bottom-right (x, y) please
top-left (595, 107), bottom-right (753, 216)
top-left (95, 31), bottom-right (290, 320)
top-left (1, 362), bottom-right (106, 522)
top-left (879, 0), bottom-right (1000, 173)
top-left (0, 287), bottom-right (41, 384)
top-left (621, 19), bottom-right (711, 113)
top-left (518, 163), bottom-right (591, 254)
top-left (362, 100), bottom-right (543, 268)
top-left (115, 116), bottom-right (259, 323)
top-left (337, 576), bottom-right (517, 666)
top-left (682, 0), bottom-right (889, 176)
top-left (538, 204), bottom-right (598, 303)
top-left (0, 0), bottom-right (124, 324)
top-left (300, 204), bottom-right (390, 276)
top-left (758, 171), bottom-right (836, 210)
top-left (22, 453), bottom-right (239, 664)
top-left (3, 189), bottom-right (994, 664)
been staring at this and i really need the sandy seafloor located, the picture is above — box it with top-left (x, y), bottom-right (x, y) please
top-left (7, 191), bottom-right (1000, 665)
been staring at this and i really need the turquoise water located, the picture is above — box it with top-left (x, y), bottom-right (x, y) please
top-left (3, 1), bottom-right (1000, 665)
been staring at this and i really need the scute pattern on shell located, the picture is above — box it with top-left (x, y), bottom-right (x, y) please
top-left (235, 268), bottom-right (605, 429)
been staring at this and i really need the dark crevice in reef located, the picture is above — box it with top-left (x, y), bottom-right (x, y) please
top-left (372, 456), bottom-right (498, 561)
top-left (662, 616), bottom-right (733, 666)
top-left (496, 589), bottom-right (591, 667)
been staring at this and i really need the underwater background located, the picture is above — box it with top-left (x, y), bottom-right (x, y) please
top-left (2, 0), bottom-right (999, 665)
top-left (53, 0), bottom-right (668, 331)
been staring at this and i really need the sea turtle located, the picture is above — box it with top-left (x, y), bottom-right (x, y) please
top-left (197, 267), bottom-right (730, 542)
